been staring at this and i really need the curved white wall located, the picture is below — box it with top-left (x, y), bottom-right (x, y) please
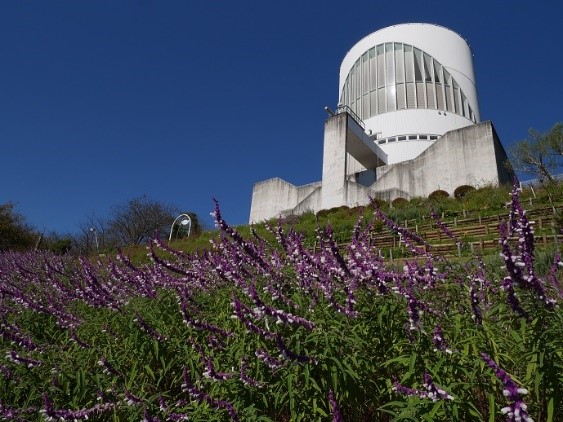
top-left (339, 23), bottom-right (480, 164)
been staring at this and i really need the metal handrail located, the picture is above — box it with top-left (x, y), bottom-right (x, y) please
top-left (336, 105), bottom-right (365, 129)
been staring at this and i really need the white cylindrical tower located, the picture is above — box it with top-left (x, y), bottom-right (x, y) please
top-left (339, 23), bottom-right (480, 165)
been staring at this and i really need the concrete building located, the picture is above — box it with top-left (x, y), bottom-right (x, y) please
top-left (249, 23), bottom-right (513, 223)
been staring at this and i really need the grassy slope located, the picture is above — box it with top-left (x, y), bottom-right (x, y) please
top-left (125, 183), bottom-right (563, 265)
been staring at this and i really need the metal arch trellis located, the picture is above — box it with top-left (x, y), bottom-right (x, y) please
top-left (169, 214), bottom-right (192, 242)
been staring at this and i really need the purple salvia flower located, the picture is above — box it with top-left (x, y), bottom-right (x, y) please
top-left (255, 348), bottom-right (284, 370)
top-left (0, 320), bottom-right (39, 351)
top-left (180, 298), bottom-right (232, 338)
top-left (212, 198), bottom-right (270, 275)
top-left (500, 186), bottom-right (556, 308)
top-left (275, 334), bottom-right (315, 364)
top-left (431, 208), bottom-right (464, 246)
top-left (134, 312), bottom-right (168, 342)
top-left (423, 373), bottom-right (454, 401)
top-left (502, 275), bottom-right (528, 319)
top-left (469, 284), bottom-right (483, 325)
top-left (481, 353), bottom-right (534, 422)
top-left (328, 389), bottom-right (343, 422)
top-left (202, 355), bottom-right (235, 382)
top-left (0, 400), bottom-right (38, 420)
top-left (97, 356), bottom-right (120, 376)
top-left (69, 327), bottom-right (91, 349)
top-left (41, 394), bottom-right (115, 421)
top-left (6, 350), bottom-right (42, 368)
top-left (189, 338), bottom-right (235, 382)
top-left (182, 367), bottom-right (239, 421)
top-left (372, 202), bottom-right (432, 256)
top-left (124, 390), bottom-right (143, 406)
top-left (432, 325), bottom-right (452, 354)
top-left (392, 378), bottom-right (426, 399)
top-left (392, 374), bottom-right (453, 402)
top-left (0, 364), bottom-right (14, 380)
top-left (142, 407), bottom-right (161, 422)
top-left (239, 356), bottom-right (265, 388)
top-left (548, 251), bottom-right (562, 295)
top-left (246, 283), bottom-right (315, 330)
top-left (231, 294), bottom-right (276, 340)
top-left (166, 413), bottom-right (190, 421)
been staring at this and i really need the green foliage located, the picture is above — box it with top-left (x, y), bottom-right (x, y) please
top-left (1, 248), bottom-right (561, 420)
top-left (510, 122), bottom-right (563, 183)
top-left (48, 237), bottom-right (73, 255)
top-left (0, 202), bottom-right (37, 251)
top-left (5, 184), bottom-right (561, 420)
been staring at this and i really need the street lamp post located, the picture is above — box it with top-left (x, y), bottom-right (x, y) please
top-left (169, 214), bottom-right (192, 243)
top-left (89, 227), bottom-right (99, 254)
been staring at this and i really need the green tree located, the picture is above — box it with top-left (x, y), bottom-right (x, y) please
top-left (0, 202), bottom-right (37, 251)
top-left (509, 122), bottom-right (563, 183)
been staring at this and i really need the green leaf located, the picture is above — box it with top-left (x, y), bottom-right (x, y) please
top-left (144, 364), bottom-right (155, 381)
top-left (488, 393), bottom-right (496, 422)
top-left (428, 401), bottom-right (442, 417)
top-left (547, 396), bottom-right (554, 422)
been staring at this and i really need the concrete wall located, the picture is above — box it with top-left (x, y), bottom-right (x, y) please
top-left (249, 178), bottom-right (321, 223)
top-left (249, 120), bottom-right (513, 223)
top-left (321, 113), bottom-right (348, 210)
top-left (373, 121), bottom-right (512, 199)
top-left (283, 187), bottom-right (321, 217)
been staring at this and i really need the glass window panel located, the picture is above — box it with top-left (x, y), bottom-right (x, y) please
top-left (362, 53), bottom-right (369, 95)
top-left (385, 43), bottom-right (395, 85)
top-left (416, 82), bottom-right (425, 108)
top-left (406, 82), bottom-right (416, 108)
top-left (469, 105), bottom-right (475, 122)
top-left (396, 83), bottom-right (406, 109)
top-left (413, 48), bottom-right (423, 82)
top-left (351, 63), bottom-right (356, 100)
top-left (462, 94), bottom-right (469, 118)
top-left (386, 85), bottom-right (396, 111)
top-left (434, 61), bottom-right (442, 84)
top-left (405, 46), bottom-right (414, 82)
top-left (426, 82), bottom-right (436, 108)
top-left (445, 83), bottom-right (453, 112)
top-left (370, 90), bottom-right (377, 115)
top-left (355, 62), bottom-right (361, 99)
top-left (436, 84), bottom-right (445, 110)
top-left (395, 43), bottom-right (404, 83)
top-left (377, 45), bottom-right (385, 87)
top-left (423, 53), bottom-right (433, 82)
top-left (369, 49), bottom-right (377, 90)
top-left (377, 87), bottom-right (386, 114)
top-left (362, 94), bottom-right (369, 119)
top-left (443, 69), bottom-right (451, 86)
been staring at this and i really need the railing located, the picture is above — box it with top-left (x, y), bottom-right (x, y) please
top-left (336, 105), bottom-right (365, 130)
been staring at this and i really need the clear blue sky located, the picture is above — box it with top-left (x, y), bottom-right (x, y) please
top-left (1, 1), bottom-right (562, 234)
